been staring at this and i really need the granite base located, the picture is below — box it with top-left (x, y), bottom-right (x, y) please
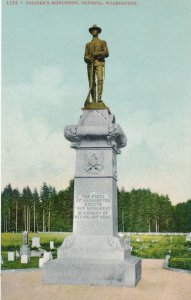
top-left (43, 256), bottom-right (141, 287)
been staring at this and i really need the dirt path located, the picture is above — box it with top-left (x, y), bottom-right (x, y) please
top-left (1, 259), bottom-right (191, 300)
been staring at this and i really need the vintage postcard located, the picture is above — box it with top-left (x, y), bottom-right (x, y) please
top-left (1, 0), bottom-right (191, 299)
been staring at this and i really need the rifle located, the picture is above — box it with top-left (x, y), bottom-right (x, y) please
top-left (84, 61), bottom-right (94, 105)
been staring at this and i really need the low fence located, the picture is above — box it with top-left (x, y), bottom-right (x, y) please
top-left (35, 231), bottom-right (189, 236)
top-left (120, 232), bottom-right (189, 236)
top-left (4, 231), bottom-right (189, 235)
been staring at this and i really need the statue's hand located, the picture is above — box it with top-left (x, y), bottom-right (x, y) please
top-left (85, 56), bottom-right (94, 63)
top-left (93, 52), bottom-right (103, 60)
top-left (93, 53), bottom-right (98, 59)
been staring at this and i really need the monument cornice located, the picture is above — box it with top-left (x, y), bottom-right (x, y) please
top-left (64, 122), bottom-right (127, 152)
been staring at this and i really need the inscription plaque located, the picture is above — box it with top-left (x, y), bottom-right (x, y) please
top-left (74, 192), bottom-right (112, 220)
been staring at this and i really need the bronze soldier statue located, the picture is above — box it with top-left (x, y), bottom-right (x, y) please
top-left (84, 25), bottom-right (109, 104)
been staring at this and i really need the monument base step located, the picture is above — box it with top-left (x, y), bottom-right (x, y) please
top-left (43, 256), bottom-right (141, 287)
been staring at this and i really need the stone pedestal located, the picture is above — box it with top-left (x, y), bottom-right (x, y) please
top-left (20, 245), bottom-right (30, 257)
top-left (43, 108), bottom-right (142, 287)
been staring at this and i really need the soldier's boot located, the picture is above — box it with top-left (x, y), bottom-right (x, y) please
top-left (97, 80), bottom-right (103, 102)
top-left (86, 95), bottom-right (91, 103)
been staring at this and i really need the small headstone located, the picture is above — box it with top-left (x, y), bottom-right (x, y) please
top-left (8, 251), bottom-right (15, 261)
top-left (186, 233), bottom-right (191, 242)
top-left (21, 254), bottom-right (29, 264)
top-left (136, 237), bottom-right (141, 242)
top-left (43, 252), bottom-right (52, 262)
top-left (39, 252), bottom-right (52, 268)
top-left (50, 241), bottom-right (54, 250)
top-left (118, 232), bottom-right (123, 237)
top-left (39, 257), bottom-right (47, 268)
top-left (165, 255), bottom-right (171, 263)
top-left (32, 237), bottom-right (41, 248)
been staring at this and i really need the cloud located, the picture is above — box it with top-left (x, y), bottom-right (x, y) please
top-left (2, 65), bottom-right (76, 191)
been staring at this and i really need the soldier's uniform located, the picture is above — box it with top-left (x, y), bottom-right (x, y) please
top-left (84, 25), bottom-right (109, 102)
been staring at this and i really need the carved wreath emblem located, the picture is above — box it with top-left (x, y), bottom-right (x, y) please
top-left (84, 152), bottom-right (104, 174)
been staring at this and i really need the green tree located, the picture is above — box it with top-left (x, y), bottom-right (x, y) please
top-left (12, 188), bottom-right (21, 233)
top-left (118, 187), bottom-right (128, 232)
top-left (1, 184), bottom-right (13, 232)
top-left (40, 183), bottom-right (57, 232)
top-left (174, 200), bottom-right (191, 232)
top-left (185, 200), bottom-right (191, 231)
top-left (32, 189), bottom-right (40, 232)
top-left (22, 186), bottom-right (33, 232)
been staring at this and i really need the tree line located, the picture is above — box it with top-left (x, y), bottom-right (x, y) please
top-left (1, 181), bottom-right (191, 233)
top-left (118, 188), bottom-right (191, 233)
top-left (1, 181), bottom-right (73, 233)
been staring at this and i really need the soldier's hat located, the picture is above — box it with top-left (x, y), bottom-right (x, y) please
top-left (89, 24), bottom-right (102, 34)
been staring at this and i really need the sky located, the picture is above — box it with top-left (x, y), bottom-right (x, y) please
top-left (2, 0), bottom-right (191, 204)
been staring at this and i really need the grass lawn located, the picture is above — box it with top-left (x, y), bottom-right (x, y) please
top-left (1, 232), bottom-right (69, 270)
top-left (126, 234), bottom-right (191, 259)
top-left (1, 251), bottom-right (39, 270)
top-left (1, 233), bottom-right (191, 270)
top-left (1, 232), bottom-right (69, 250)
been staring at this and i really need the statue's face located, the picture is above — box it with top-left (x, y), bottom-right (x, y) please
top-left (91, 29), bottom-right (98, 37)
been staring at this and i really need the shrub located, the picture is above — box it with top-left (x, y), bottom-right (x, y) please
top-left (169, 258), bottom-right (191, 271)
top-left (171, 248), bottom-right (191, 258)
